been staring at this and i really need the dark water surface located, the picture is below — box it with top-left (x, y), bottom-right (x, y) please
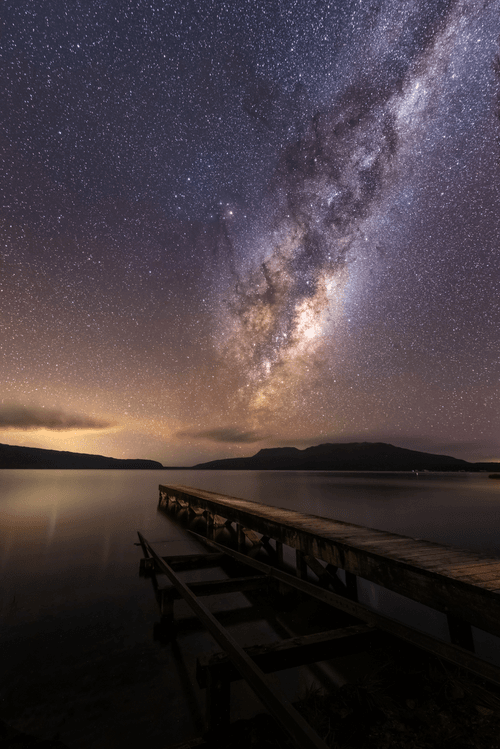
top-left (1, 470), bottom-right (499, 746)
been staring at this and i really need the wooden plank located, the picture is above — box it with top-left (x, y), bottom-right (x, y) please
top-left (161, 487), bottom-right (478, 563)
top-left (453, 575), bottom-right (500, 589)
top-left (157, 575), bottom-right (269, 600)
top-left (417, 563), bottom-right (500, 583)
top-left (480, 582), bottom-right (500, 593)
top-left (440, 566), bottom-right (500, 582)
top-left (189, 532), bottom-right (500, 688)
top-left (196, 624), bottom-right (378, 687)
top-left (154, 552), bottom-right (226, 571)
top-left (398, 549), bottom-right (483, 563)
top-left (137, 532), bottom-right (329, 749)
top-left (412, 553), bottom-right (490, 569)
top-left (342, 539), bottom-right (443, 556)
top-left (441, 561), bottom-right (500, 575)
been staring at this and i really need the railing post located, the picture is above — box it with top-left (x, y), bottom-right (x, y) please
top-left (275, 540), bottom-right (283, 568)
top-left (274, 540), bottom-right (286, 595)
top-left (296, 549), bottom-right (307, 580)
top-left (345, 572), bottom-right (358, 602)
top-left (207, 511), bottom-right (215, 540)
top-left (236, 523), bottom-right (245, 552)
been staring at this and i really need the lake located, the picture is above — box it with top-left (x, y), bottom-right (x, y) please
top-left (1, 470), bottom-right (499, 747)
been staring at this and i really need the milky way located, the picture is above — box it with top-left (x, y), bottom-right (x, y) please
top-left (1, 0), bottom-right (499, 463)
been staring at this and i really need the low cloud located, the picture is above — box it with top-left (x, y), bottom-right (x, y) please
top-left (177, 427), bottom-right (268, 444)
top-left (0, 404), bottom-right (113, 431)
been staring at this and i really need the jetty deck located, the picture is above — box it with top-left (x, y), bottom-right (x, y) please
top-left (138, 484), bottom-right (500, 747)
top-left (157, 484), bottom-right (500, 642)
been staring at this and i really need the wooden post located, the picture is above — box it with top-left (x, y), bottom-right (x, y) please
top-left (296, 549), bottom-right (307, 580)
top-left (447, 614), bottom-right (474, 652)
top-left (207, 511), bottom-right (214, 540)
top-left (139, 557), bottom-right (154, 578)
top-left (206, 668), bottom-right (231, 734)
top-left (223, 519), bottom-right (238, 545)
top-left (237, 523), bottom-right (245, 553)
top-left (274, 540), bottom-right (286, 596)
top-left (345, 572), bottom-right (358, 602)
top-left (275, 540), bottom-right (283, 568)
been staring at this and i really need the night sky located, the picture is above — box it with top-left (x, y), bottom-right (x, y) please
top-left (1, 0), bottom-right (499, 466)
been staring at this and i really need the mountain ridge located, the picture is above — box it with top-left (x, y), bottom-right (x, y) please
top-left (194, 441), bottom-right (499, 472)
top-left (0, 443), bottom-right (164, 469)
top-left (1, 441), bottom-right (498, 471)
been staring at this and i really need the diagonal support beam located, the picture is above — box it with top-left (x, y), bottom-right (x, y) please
top-left (187, 531), bottom-right (500, 688)
top-left (196, 624), bottom-right (379, 687)
top-left (137, 532), bottom-right (329, 749)
top-left (303, 554), bottom-right (348, 595)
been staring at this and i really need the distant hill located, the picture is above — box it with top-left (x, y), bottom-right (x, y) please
top-left (194, 442), bottom-right (499, 472)
top-left (0, 443), bottom-right (164, 469)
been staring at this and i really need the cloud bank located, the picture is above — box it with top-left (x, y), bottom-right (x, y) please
top-left (177, 426), bottom-right (267, 444)
top-left (0, 404), bottom-right (113, 431)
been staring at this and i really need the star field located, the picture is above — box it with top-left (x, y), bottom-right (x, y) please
top-left (1, 0), bottom-right (499, 465)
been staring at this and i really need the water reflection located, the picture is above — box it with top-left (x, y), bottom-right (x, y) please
top-left (0, 469), bottom-right (499, 746)
top-left (1, 470), bottom-right (499, 623)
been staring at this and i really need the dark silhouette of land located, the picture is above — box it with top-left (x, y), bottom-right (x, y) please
top-left (194, 442), bottom-right (499, 472)
top-left (1, 440), bottom-right (498, 471)
top-left (0, 443), bottom-right (164, 469)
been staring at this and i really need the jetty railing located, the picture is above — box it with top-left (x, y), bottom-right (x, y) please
top-left (157, 484), bottom-right (500, 649)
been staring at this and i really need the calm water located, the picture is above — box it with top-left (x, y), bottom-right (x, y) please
top-left (1, 470), bottom-right (499, 746)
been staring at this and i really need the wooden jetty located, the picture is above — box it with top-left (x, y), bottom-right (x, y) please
top-left (138, 483), bottom-right (500, 748)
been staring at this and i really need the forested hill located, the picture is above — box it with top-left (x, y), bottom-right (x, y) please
top-left (194, 442), bottom-right (499, 472)
top-left (0, 443), bottom-right (164, 469)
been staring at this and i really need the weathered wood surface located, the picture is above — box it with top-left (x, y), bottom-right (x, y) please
top-left (159, 484), bottom-right (500, 638)
top-left (196, 624), bottom-right (379, 687)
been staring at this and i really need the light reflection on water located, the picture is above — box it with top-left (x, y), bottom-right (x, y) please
top-left (1, 470), bottom-right (499, 623)
top-left (0, 469), bottom-right (499, 746)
